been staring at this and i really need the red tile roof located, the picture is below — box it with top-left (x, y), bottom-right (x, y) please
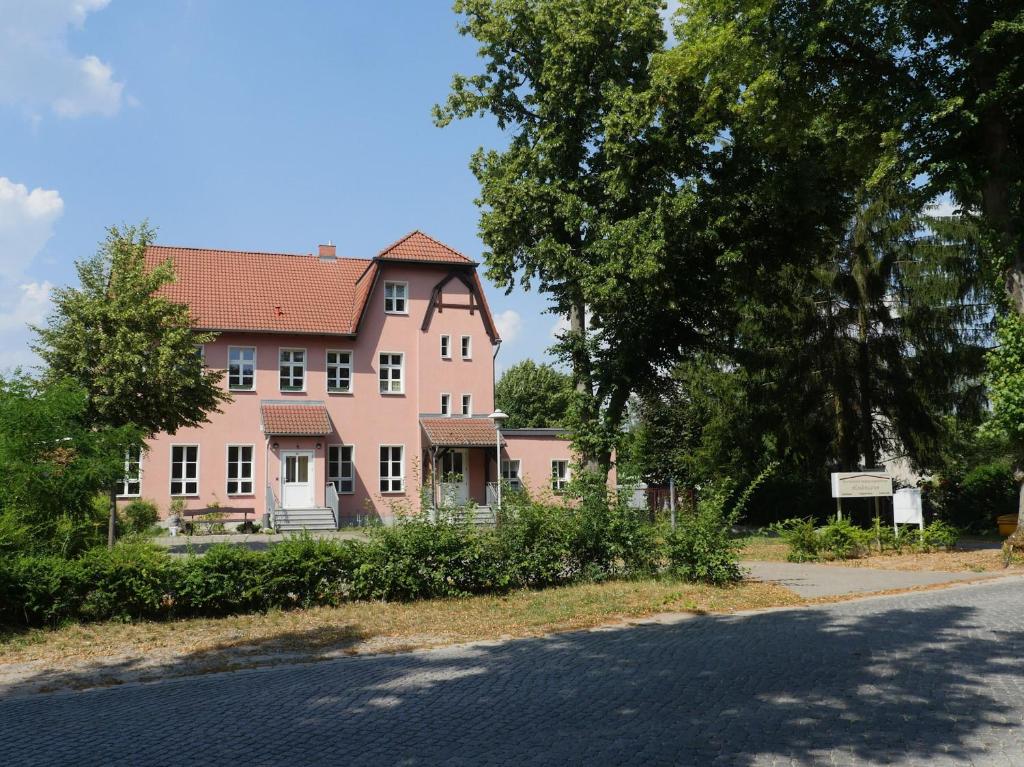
top-left (146, 231), bottom-right (492, 337)
top-left (421, 417), bottom-right (501, 447)
top-left (147, 246), bottom-right (366, 335)
top-left (377, 231), bottom-right (476, 265)
top-left (260, 402), bottom-right (332, 436)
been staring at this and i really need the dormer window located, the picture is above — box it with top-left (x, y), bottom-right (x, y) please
top-left (384, 282), bottom-right (408, 314)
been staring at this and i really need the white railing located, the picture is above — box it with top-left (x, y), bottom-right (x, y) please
top-left (265, 483), bottom-right (279, 530)
top-left (326, 483), bottom-right (340, 529)
top-left (486, 482), bottom-right (500, 507)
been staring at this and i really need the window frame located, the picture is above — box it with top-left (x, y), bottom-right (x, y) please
top-left (440, 392), bottom-right (452, 417)
top-left (227, 346), bottom-right (257, 391)
top-left (501, 459), bottom-right (522, 491)
top-left (116, 446), bottom-right (143, 498)
top-left (225, 444), bottom-right (255, 496)
top-left (461, 393), bottom-right (473, 416)
top-left (460, 335), bottom-right (472, 360)
top-left (169, 444), bottom-right (200, 497)
top-left (378, 351), bottom-right (405, 395)
top-left (326, 349), bottom-right (354, 394)
top-left (278, 347), bottom-right (307, 392)
top-left (551, 460), bottom-right (570, 494)
top-left (379, 444), bottom-right (405, 494)
top-left (440, 334), bottom-right (451, 359)
top-left (328, 444), bottom-right (355, 494)
top-left (383, 281), bottom-right (409, 314)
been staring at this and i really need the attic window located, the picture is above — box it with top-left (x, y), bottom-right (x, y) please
top-left (384, 282), bottom-right (408, 314)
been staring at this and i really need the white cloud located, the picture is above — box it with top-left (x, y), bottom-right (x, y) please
top-left (0, 176), bottom-right (64, 372)
top-left (550, 314), bottom-right (571, 340)
top-left (0, 0), bottom-right (124, 119)
top-left (0, 177), bottom-right (64, 279)
top-left (927, 193), bottom-right (959, 218)
top-left (494, 309), bottom-right (522, 344)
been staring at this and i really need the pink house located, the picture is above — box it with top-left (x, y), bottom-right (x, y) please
top-left (125, 231), bottom-right (580, 529)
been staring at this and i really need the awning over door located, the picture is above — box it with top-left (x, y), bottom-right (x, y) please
top-left (420, 416), bottom-right (503, 448)
top-left (260, 401), bottom-right (332, 436)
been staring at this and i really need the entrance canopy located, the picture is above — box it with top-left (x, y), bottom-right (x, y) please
top-left (260, 401), bottom-right (332, 436)
top-left (420, 416), bottom-right (503, 448)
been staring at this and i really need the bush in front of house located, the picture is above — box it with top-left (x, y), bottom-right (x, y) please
top-left (121, 499), bottom-right (159, 535)
top-left (0, 489), bottom-right (747, 628)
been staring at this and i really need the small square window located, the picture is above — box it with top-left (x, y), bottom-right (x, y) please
top-left (502, 459), bottom-right (522, 491)
top-left (461, 394), bottom-right (472, 416)
top-left (384, 282), bottom-right (408, 314)
top-left (440, 393), bottom-right (451, 416)
top-left (440, 334), bottom-right (451, 359)
top-left (327, 350), bottom-right (353, 393)
top-left (461, 335), bottom-right (472, 359)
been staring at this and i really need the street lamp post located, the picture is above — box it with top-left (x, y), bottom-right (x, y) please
top-left (489, 410), bottom-right (508, 512)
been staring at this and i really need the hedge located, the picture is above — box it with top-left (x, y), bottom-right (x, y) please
top-left (0, 499), bottom-right (744, 628)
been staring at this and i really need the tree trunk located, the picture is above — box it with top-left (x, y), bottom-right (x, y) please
top-left (107, 485), bottom-right (118, 548)
top-left (569, 298), bottom-right (601, 472)
top-left (854, 258), bottom-right (876, 470)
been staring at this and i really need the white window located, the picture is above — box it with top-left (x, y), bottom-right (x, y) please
top-left (228, 346), bottom-right (256, 391)
top-left (328, 445), bottom-right (355, 493)
top-left (461, 394), bottom-right (472, 416)
top-left (279, 348), bottom-right (305, 391)
top-left (226, 445), bottom-right (254, 495)
top-left (117, 446), bottom-right (142, 498)
top-left (551, 460), bottom-right (570, 494)
top-left (501, 459), bottom-right (522, 491)
top-left (440, 393), bottom-right (452, 416)
top-left (379, 445), bottom-right (404, 493)
top-left (440, 334), bottom-right (451, 359)
top-left (461, 335), bottom-right (472, 359)
top-left (170, 445), bottom-right (199, 496)
top-left (326, 350), bottom-right (353, 393)
top-left (384, 281), bottom-right (408, 314)
top-left (378, 352), bottom-right (404, 394)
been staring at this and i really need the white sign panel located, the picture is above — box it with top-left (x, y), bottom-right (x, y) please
top-left (893, 488), bottom-right (924, 526)
top-left (830, 472), bottom-right (893, 498)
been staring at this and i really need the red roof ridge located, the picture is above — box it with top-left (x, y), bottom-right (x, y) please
top-left (148, 244), bottom-right (371, 265)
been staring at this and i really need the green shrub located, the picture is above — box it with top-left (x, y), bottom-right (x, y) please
top-left (495, 502), bottom-right (580, 588)
top-left (121, 499), bottom-right (159, 534)
top-left (817, 517), bottom-right (871, 559)
top-left (771, 518), bottom-right (820, 562)
top-left (664, 486), bottom-right (742, 585)
top-left (177, 545), bottom-right (262, 614)
top-left (75, 543), bottom-right (175, 622)
top-left (921, 520), bottom-right (960, 551)
top-left (922, 462), bottom-right (1017, 533)
top-left (260, 534), bottom-right (362, 608)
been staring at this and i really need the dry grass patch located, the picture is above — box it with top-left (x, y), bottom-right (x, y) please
top-left (828, 548), bottom-right (1024, 573)
top-left (736, 535), bottom-right (790, 561)
top-left (0, 579), bottom-right (800, 696)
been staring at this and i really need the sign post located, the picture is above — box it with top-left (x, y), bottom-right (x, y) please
top-left (830, 472), bottom-right (894, 520)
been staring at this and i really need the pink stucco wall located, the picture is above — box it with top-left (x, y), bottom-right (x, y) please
top-left (138, 261), bottom-right (497, 523)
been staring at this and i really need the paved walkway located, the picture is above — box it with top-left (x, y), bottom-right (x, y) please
top-left (743, 560), bottom-right (999, 598)
top-left (3, 577), bottom-right (1023, 766)
top-left (153, 529), bottom-right (367, 554)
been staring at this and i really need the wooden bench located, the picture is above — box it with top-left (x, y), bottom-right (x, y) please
top-left (182, 506), bottom-right (256, 535)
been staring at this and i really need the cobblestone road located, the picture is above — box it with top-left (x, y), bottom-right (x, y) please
top-left (2, 578), bottom-right (1023, 766)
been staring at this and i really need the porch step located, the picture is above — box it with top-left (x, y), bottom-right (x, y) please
top-left (441, 505), bottom-right (496, 526)
top-left (273, 507), bottom-right (337, 532)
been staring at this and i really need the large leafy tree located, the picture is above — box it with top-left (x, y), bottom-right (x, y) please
top-left (34, 223), bottom-right (228, 545)
top-left (494, 359), bottom-right (573, 429)
top-left (436, 0), bottom-right (715, 476)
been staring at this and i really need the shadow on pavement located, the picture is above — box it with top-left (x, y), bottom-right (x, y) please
top-left (1, 582), bottom-right (1021, 765)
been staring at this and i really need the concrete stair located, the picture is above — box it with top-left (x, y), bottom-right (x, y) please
top-left (273, 507), bottom-right (337, 532)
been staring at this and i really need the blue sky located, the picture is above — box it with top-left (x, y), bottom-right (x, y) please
top-left (0, 0), bottom-right (567, 373)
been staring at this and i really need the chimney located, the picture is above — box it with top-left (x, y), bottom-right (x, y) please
top-left (318, 242), bottom-right (337, 261)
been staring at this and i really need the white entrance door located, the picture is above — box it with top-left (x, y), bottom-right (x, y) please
top-left (439, 449), bottom-right (469, 506)
top-left (281, 451), bottom-right (315, 508)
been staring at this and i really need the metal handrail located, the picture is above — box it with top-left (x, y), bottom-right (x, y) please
top-left (326, 483), bottom-right (340, 529)
top-left (265, 483), bottom-right (279, 529)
